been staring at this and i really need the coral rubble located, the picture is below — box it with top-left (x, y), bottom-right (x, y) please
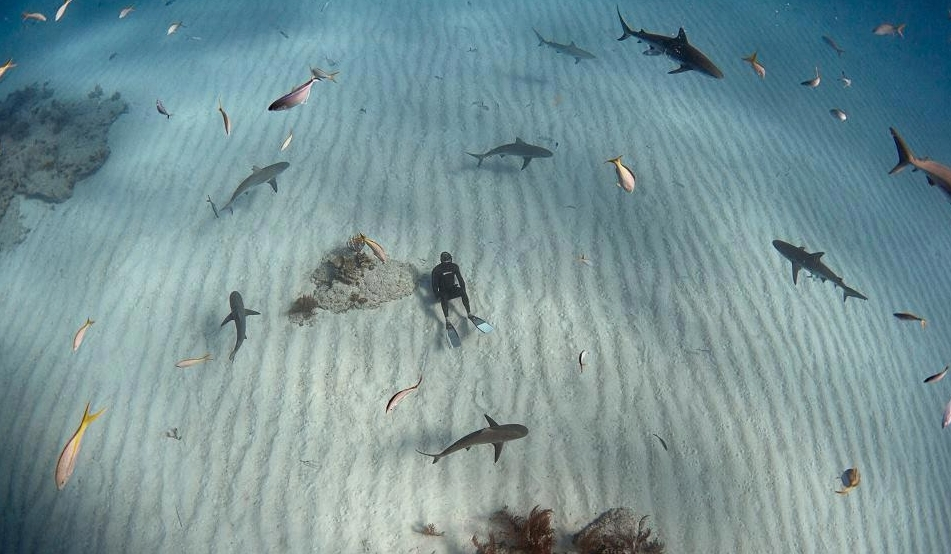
top-left (573, 508), bottom-right (665, 554)
top-left (304, 248), bottom-right (417, 314)
top-left (0, 82), bottom-right (127, 248)
top-left (472, 505), bottom-right (555, 554)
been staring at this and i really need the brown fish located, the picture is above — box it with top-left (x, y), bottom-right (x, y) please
top-left (385, 374), bottom-right (422, 413)
top-left (55, 403), bottom-right (106, 490)
top-left (894, 312), bottom-right (926, 328)
top-left (156, 99), bottom-right (171, 118)
top-left (834, 466), bottom-right (860, 495)
top-left (742, 51), bottom-right (765, 78)
top-left (924, 365), bottom-right (949, 384)
top-left (267, 76), bottom-right (319, 111)
top-left (217, 97), bottom-right (231, 136)
top-left (822, 35), bottom-right (845, 56)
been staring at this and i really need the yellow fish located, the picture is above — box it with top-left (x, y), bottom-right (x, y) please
top-left (55, 403), bottom-right (106, 490)
top-left (742, 51), bottom-right (765, 78)
top-left (0, 59), bottom-right (16, 81)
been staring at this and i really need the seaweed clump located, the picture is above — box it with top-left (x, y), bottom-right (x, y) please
top-left (288, 293), bottom-right (319, 326)
top-left (573, 508), bottom-right (665, 554)
top-left (472, 505), bottom-right (554, 554)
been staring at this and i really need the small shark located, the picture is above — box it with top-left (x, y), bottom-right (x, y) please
top-left (888, 127), bottom-right (951, 199)
top-left (220, 291), bottom-right (260, 362)
top-left (772, 240), bottom-right (867, 302)
top-left (532, 28), bottom-right (596, 63)
top-left (615, 7), bottom-right (724, 78)
top-left (467, 137), bottom-right (553, 170)
top-left (416, 414), bottom-right (528, 464)
top-left (220, 162), bottom-right (290, 213)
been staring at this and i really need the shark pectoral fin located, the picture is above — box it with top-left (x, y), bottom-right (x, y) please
top-left (484, 414), bottom-right (500, 427)
top-left (642, 47), bottom-right (662, 56)
top-left (245, 309), bottom-right (261, 316)
top-left (791, 263), bottom-right (801, 285)
top-left (520, 157), bottom-right (532, 170)
top-left (669, 65), bottom-right (692, 74)
top-left (493, 442), bottom-right (504, 463)
top-left (268, 178), bottom-right (278, 192)
top-left (220, 313), bottom-right (236, 327)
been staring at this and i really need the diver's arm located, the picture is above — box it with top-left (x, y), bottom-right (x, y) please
top-left (431, 266), bottom-right (440, 295)
top-left (455, 266), bottom-right (467, 292)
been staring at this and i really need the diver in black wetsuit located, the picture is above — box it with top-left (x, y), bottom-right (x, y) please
top-left (431, 251), bottom-right (472, 326)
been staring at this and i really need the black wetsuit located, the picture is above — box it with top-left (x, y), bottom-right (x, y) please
top-left (431, 261), bottom-right (471, 319)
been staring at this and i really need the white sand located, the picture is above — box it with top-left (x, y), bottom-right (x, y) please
top-left (1, 0), bottom-right (950, 551)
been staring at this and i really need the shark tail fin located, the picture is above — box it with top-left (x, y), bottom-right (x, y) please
top-left (532, 28), bottom-right (545, 46)
top-left (616, 6), bottom-right (636, 41)
top-left (466, 152), bottom-right (486, 167)
top-left (415, 449), bottom-right (441, 464)
top-left (889, 127), bottom-right (916, 175)
top-left (842, 285), bottom-right (868, 302)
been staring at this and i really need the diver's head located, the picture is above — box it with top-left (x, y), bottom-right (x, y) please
top-left (440, 251), bottom-right (452, 263)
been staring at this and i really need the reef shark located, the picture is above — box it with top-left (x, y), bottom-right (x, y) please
top-left (888, 127), bottom-right (951, 199)
top-left (467, 137), bottom-right (553, 170)
top-left (220, 291), bottom-right (260, 362)
top-left (416, 414), bottom-right (528, 464)
top-left (615, 7), bottom-right (724, 78)
top-left (532, 28), bottom-right (596, 63)
top-left (772, 240), bottom-right (868, 302)
top-left (220, 162), bottom-right (290, 214)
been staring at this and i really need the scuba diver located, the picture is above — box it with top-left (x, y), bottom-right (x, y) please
top-left (431, 251), bottom-right (493, 347)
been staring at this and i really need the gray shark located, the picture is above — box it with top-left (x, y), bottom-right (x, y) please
top-left (532, 28), bottom-right (596, 63)
top-left (615, 7), bottom-right (724, 79)
top-left (220, 162), bottom-right (290, 214)
top-left (416, 414), bottom-right (528, 464)
top-left (772, 240), bottom-right (867, 302)
top-left (888, 127), bottom-right (951, 199)
top-left (467, 137), bottom-right (553, 170)
top-left (220, 291), bottom-right (260, 362)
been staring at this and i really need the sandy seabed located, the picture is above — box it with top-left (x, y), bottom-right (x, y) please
top-left (1, 0), bottom-right (950, 552)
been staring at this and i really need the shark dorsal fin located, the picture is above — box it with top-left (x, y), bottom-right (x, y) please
top-left (806, 252), bottom-right (824, 262)
top-left (252, 165), bottom-right (262, 172)
top-left (484, 414), bottom-right (500, 427)
top-left (570, 41), bottom-right (576, 46)
top-left (514, 137), bottom-right (525, 144)
top-left (677, 27), bottom-right (688, 42)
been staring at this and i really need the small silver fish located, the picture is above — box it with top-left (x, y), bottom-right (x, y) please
top-left (578, 350), bottom-right (588, 371)
top-left (280, 131), bottom-right (293, 151)
top-left (606, 156), bottom-right (636, 192)
top-left (924, 365), bottom-right (948, 384)
top-left (119, 6), bottom-right (134, 19)
top-left (829, 108), bottom-right (847, 122)
top-left (55, 0), bottom-right (73, 22)
top-left (175, 353), bottom-right (213, 368)
top-left (167, 21), bottom-right (184, 35)
top-left (943, 397), bottom-right (951, 428)
top-left (839, 71), bottom-right (852, 87)
top-left (873, 23), bottom-right (905, 37)
top-left (156, 99), bottom-right (171, 118)
top-left (800, 66), bottom-right (820, 88)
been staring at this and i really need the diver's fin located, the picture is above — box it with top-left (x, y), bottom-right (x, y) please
top-left (468, 315), bottom-right (494, 333)
top-left (446, 321), bottom-right (461, 348)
